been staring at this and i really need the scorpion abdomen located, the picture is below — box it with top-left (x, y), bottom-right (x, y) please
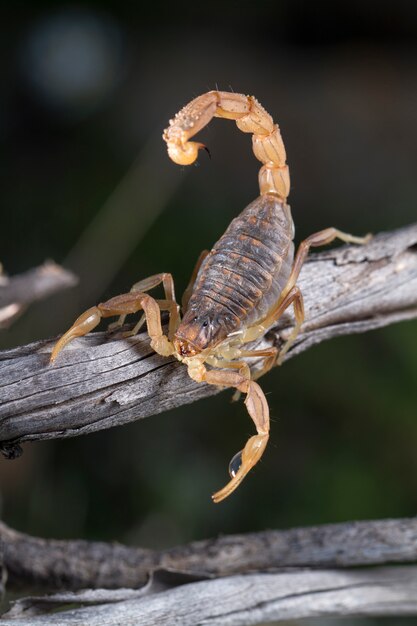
top-left (187, 194), bottom-right (295, 336)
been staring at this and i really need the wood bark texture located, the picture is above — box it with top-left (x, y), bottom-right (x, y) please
top-left (2, 517), bottom-right (417, 592)
top-left (2, 519), bottom-right (417, 624)
top-left (0, 224), bottom-right (416, 457)
top-left (3, 567), bottom-right (417, 625)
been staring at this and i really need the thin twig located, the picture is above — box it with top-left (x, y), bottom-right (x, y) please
top-left (0, 263), bottom-right (77, 329)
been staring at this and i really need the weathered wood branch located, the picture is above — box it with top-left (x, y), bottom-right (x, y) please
top-left (2, 517), bottom-right (417, 592)
top-left (0, 262), bottom-right (78, 329)
top-left (0, 224), bottom-right (416, 456)
top-left (2, 518), bottom-right (417, 623)
top-left (4, 567), bottom-right (417, 624)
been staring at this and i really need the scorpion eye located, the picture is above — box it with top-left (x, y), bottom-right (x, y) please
top-left (202, 320), bottom-right (209, 328)
top-left (228, 450), bottom-right (243, 478)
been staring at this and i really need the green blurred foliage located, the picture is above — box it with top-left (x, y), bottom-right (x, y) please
top-left (0, 2), bottom-right (417, 623)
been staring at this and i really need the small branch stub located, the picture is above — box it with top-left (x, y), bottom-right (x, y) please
top-left (0, 262), bottom-right (78, 329)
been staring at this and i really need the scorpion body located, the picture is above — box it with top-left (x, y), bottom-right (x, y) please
top-left (178, 195), bottom-right (295, 354)
top-left (51, 91), bottom-right (369, 503)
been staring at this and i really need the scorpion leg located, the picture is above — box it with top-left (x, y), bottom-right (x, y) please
top-left (194, 363), bottom-right (269, 503)
top-left (236, 347), bottom-right (279, 381)
top-left (50, 293), bottom-right (175, 363)
top-left (181, 250), bottom-right (209, 312)
top-left (239, 228), bottom-right (371, 366)
top-left (271, 228), bottom-right (371, 360)
top-left (282, 228), bottom-right (371, 302)
top-left (210, 347), bottom-right (278, 401)
top-left (108, 273), bottom-right (180, 341)
top-left (256, 285), bottom-right (305, 366)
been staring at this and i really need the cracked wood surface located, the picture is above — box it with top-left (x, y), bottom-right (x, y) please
top-left (2, 517), bottom-right (417, 592)
top-left (2, 518), bottom-right (417, 624)
top-left (2, 567), bottom-right (417, 624)
top-left (0, 223), bottom-right (416, 455)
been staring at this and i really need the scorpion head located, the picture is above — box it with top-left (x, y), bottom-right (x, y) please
top-left (174, 307), bottom-right (232, 358)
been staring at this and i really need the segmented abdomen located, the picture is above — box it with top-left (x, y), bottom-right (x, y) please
top-left (189, 194), bottom-right (295, 330)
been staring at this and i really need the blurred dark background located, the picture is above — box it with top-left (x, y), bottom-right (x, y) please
top-left (1, 1), bottom-right (417, 621)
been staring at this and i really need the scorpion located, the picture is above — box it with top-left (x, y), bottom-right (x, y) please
top-left (50, 91), bottom-right (369, 503)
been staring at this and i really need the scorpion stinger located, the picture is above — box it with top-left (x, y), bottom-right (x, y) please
top-left (51, 90), bottom-right (370, 503)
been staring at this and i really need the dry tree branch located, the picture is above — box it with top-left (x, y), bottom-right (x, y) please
top-left (2, 518), bottom-right (417, 623)
top-left (0, 223), bottom-right (416, 458)
top-left (0, 227), bottom-right (416, 622)
top-left (2, 517), bottom-right (417, 592)
top-left (3, 567), bottom-right (417, 625)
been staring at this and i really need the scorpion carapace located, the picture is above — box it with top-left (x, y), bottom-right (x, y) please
top-left (50, 90), bottom-right (369, 503)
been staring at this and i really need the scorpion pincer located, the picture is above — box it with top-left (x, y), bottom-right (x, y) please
top-left (50, 91), bottom-right (370, 503)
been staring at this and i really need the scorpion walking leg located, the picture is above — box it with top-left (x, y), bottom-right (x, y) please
top-left (231, 286), bottom-right (304, 375)
top-left (241, 228), bottom-right (371, 366)
top-left (50, 293), bottom-right (175, 363)
top-left (109, 273), bottom-right (180, 340)
top-left (237, 347), bottom-right (280, 381)
top-left (195, 363), bottom-right (269, 503)
top-left (282, 228), bottom-right (371, 302)
top-left (271, 228), bottom-right (371, 360)
top-left (233, 348), bottom-right (278, 401)
top-left (210, 348), bottom-right (278, 401)
top-left (257, 285), bottom-right (305, 365)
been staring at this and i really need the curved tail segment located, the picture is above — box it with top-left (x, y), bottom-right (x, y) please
top-left (163, 91), bottom-right (290, 202)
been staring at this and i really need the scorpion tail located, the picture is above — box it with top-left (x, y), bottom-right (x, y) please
top-left (163, 90), bottom-right (290, 202)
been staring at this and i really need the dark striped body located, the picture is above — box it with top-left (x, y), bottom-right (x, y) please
top-left (175, 195), bottom-right (295, 354)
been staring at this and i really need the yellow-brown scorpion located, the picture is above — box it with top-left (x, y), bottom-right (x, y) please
top-left (51, 91), bottom-right (369, 503)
